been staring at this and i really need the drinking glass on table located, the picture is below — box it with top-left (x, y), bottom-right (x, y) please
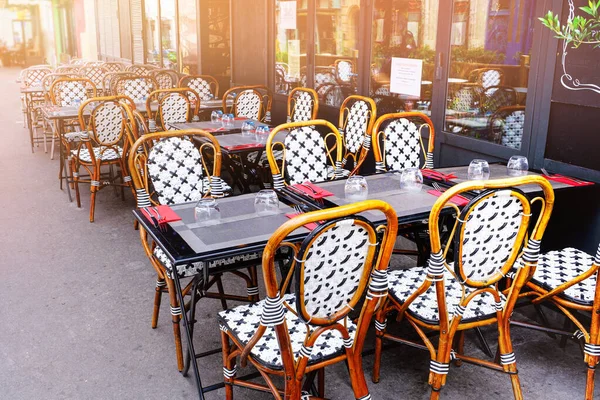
top-left (194, 198), bottom-right (221, 225)
top-left (507, 155), bottom-right (529, 177)
top-left (399, 168), bottom-right (423, 191)
top-left (241, 121), bottom-right (256, 137)
top-left (226, 114), bottom-right (235, 128)
top-left (255, 125), bottom-right (270, 144)
top-left (254, 190), bottom-right (279, 215)
top-left (345, 175), bottom-right (369, 201)
top-left (467, 159), bottom-right (490, 180)
top-left (221, 114), bottom-right (232, 128)
top-left (211, 110), bottom-right (223, 124)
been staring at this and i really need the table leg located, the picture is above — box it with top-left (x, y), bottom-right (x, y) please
top-left (57, 120), bottom-right (73, 202)
top-left (26, 94), bottom-right (34, 153)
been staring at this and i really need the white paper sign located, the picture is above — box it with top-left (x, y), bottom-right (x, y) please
top-left (288, 39), bottom-right (300, 79)
top-left (279, 1), bottom-right (297, 30)
top-left (390, 57), bottom-right (423, 98)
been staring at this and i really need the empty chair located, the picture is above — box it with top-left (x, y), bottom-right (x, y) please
top-left (222, 86), bottom-right (269, 122)
top-left (113, 76), bottom-right (158, 103)
top-left (146, 88), bottom-right (199, 130)
top-left (373, 176), bottom-right (555, 399)
top-left (335, 59), bottom-right (355, 84)
top-left (103, 62), bottom-right (128, 73)
top-left (149, 68), bottom-right (180, 90)
top-left (126, 64), bottom-right (158, 76)
top-left (55, 65), bottom-right (81, 74)
top-left (489, 106), bottom-right (525, 149)
top-left (482, 86), bottom-right (517, 114)
top-left (128, 130), bottom-right (261, 371)
top-left (372, 112), bottom-right (435, 172)
top-left (287, 87), bottom-right (318, 123)
top-left (219, 200), bottom-right (398, 399)
top-left (79, 65), bottom-right (109, 94)
top-left (49, 77), bottom-right (97, 107)
top-left (266, 119), bottom-right (346, 189)
top-left (338, 95), bottom-right (377, 174)
top-left (448, 85), bottom-right (482, 113)
top-left (178, 74), bottom-right (219, 101)
top-left (103, 71), bottom-right (136, 95)
top-left (469, 67), bottom-right (504, 89)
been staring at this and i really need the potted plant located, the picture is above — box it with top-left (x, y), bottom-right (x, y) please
top-left (540, 0), bottom-right (600, 48)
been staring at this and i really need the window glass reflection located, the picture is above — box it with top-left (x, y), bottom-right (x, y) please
top-left (445, 0), bottom-right (535, 150)
top-left (161, 0), bottom-right (177, 69)
top-left (179, 0), bottom-right (198, 74)
top-left (144, 0), bottom-right (160, 66)
top-left (275, 0), bottom-right (307, 95)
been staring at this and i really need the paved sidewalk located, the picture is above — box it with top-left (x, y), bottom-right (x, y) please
top-left (0, 66), bottom-right (595, 399)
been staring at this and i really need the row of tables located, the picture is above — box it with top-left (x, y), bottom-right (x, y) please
top-left (132, 162), bottom-right (575, 399)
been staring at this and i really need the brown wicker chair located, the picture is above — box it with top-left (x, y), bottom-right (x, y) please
top-left (338, 95), bottom-right (377, 174)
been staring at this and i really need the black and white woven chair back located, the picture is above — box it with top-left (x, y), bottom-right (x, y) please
top-left (154, 72), bottom-right (175, 90)
top-left (294, 216), bottom-right (378, 324)
top-left (82, 67), bottom-right (107, 88)
top-left (451, 87), bottom-right (479, 112)
top-left (25, 68), bottom-right (51, 87)
top-left (55, 80), bottom-right (89, 106)
top-left (336, 61), bottom-right (353, 83)
top-left (146, 137), bottom-right (208, 205)
top-left (382, 118), bottom-right (422, 172)
top-left (122, 78), bottom-right (153, 102)
top-left (159, 93), bottom-right (189, 130)
top-left (291, 91), bottom-right (315, 123)
top-left (343, 100), bottom-right (370, 154)
top-left (104, 63), bottom-right (125, 73)
top-left (454, 188), bottom-right (532, 287)
top-left (235, 90), bottom-right (262, 120)
top-left (283, 127), bottom-right (329, 185)
top-left (128, 65), bottom-right (154, 76)
top-left (484, 86), bottom-right (516, 113)
top-left (481, 69), bottom-right (502, 88)
top-left (91, 101), bottom-right (126, 145)
top-left (187, 78), bottom-right (214, 101)
top-left (500, 109), bottom-right (525, 149)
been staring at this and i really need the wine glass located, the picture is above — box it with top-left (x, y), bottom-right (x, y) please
top-left (211, 110), bottom-right (222, 124)
top-left (255, 125), bottom-right (270, 144)
top-left (221, 114), bottom-right (232, 128)
top-left (507, 155), bottom-right (529, 177)
top-left (226, 113), bottom-right (235, 128)
top-left (399, 168), bottom-right (423, 191)
top-left (344, 175), bottom-right (369, 201)
top-left (467, 159), bottom-right (491, 180)
top-left (194, 198), bottom-right (221, 225)
top-left (241, 121), bottom-right (256, 137)
top-left (254, 190), bottom-right (279, 215)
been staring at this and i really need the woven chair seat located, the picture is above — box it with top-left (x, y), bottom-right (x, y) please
top-left (388, 266), bottom-right (506, 324)
top-left (154, 247), bottom-right (261, 279)
top-left (218, 293), bottom-right (357, 370)
top-left (530, 247), bottom-right (596, 305)
top-left (71, 146), bottom-right (123, 163)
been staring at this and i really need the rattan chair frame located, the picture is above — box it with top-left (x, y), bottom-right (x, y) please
top-left (113, 75), bottom-right (159, 103)
top-left (221, 200), bottom-right (398, 399)
top-left (126, 63), bottom-right (158, 76)
top-left (287, 87), bottom-right (319, 122)
top-left (49, 77), bottom-right (97, 107)
top-left (222, 85), bottom-right (273, 122)
top-left (145, 88), bottom-right (199, 130)
top-left (178, 74), bottom-right (220, 100)
top-left (149, 68), bottom-right (180, 89)
top-left (372, 176), bottom-right (555, 400)
top-left (338, 95), bottom-right (377, 175)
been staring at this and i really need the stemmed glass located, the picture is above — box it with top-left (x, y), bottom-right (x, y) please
top-left (345, 175), bottom-right (369, 201)
top-left (254, 190), bottom-right (279, 215)
top-left (399, 168), bottom-right (423, 191)
top-left (467, 159), bottom-right (491, 180)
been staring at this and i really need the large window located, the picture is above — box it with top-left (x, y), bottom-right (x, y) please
top-left (275, 0), bottom-right (307, 95)
top-left (179, 0), bottom-right (198, 74)
top-left (161, 0), bottom-right (177, 69)
top-left (369, 0), bottom-right (439, 114)
top-left (144, 0), bottom-right (160, 66)
top-left (314, 0), bottom-right (360, 108)
top-left (200, 0), bottom-right (231, 86)
top-left (444, 0), bottom-right (536, 150)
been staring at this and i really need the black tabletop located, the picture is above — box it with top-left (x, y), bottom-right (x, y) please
top-left (171, 119), bottom-right (269, 134)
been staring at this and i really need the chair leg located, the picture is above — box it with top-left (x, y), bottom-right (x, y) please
top-left (247, 265), bottom-right (259, 302)
top-left (89, 165), bottom-right (100, 223)
top-left (221, 329), bottom-right (234, 400)
top-left (372, 307), bottom-right (387, 383)
top-left (347, 347), bottom-right (370, 400)
top-left (152, 277), bottom-right (166, 329)
top-left (74, 165), bottom-right (81, 209)
top-left (165, 277), bottom-right (184, 372)
top-left (586, 363), bottom-right (597, 400)
top-left (497, 320), bottom-right (523, 400)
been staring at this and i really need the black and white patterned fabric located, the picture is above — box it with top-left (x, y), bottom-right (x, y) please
top-left (531, 247), bottom-right (598, 304)
top-left (283, 127), bottom-right (329, 185)
top-left (104, 63), bottom-right (125, 73)
top-left (186, 78), bottom-right (214, 101)
top-left (500, 110), bottom-right (524, 149)
top-left (291, 91), bottom-right (315, 122)
top-left (128, 65), bottom-right (154, 76)
top-left (297, 219), bottom-right (371, 320)
top-left (235, 90), bottom-right (262, 120)
top-left (153, 72), bottom-right (174, 90)
top-left (24, 68), bottom-right (51, 87)
top-left (147, 137), bottom-right (207, 204)
top-left (121, 78), bottom-right (153, 102)
top-left (456, 190), bottom-right (524, 282)
top-left (449, 87), bottom-right (479, 112)
top-left (483, 87), bottom-right (516, 113)
top-left (160, 94), bottom-right (189, 130)
top-left (71, 146), bottom-right (123, 163)
top-left (383, 119), bottom-right (422, 171)
top-left (388, 267), bottom-right (506, 324)
top-left (92, 102), bottom-right (124, 144)
top-left (82, 67), bottom-right (107, 88)
top-left (218, 293), bottom-right (357, 370)
top-left (481, 69), bottom-right (502, 88)
top-left (54, 80), bottom-right (89, 106)
top-left (336, 61), bottom-right (353, 83)
top-left (344, 101), bottom-right (370, 154)
top-left (154, 247), bottom-right (261, 279)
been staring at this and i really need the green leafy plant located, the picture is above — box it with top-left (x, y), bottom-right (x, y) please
top-left (540, 0), bottom-right (600, 48)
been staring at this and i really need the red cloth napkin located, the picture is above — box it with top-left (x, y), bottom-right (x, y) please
top-left (290, 182), bottom-right (333, 199)
top-left (543, 174), bottom-right (594, 187)
top-left (234, 117), bottom-right (248, 121)
top-left (225, 143), bottom-right (263, 151)
top-left (421, 169), bottom-right (458, 182)
top-left (427, 189), bottom-right (470, 207)
top-left (205, 127), bottom-right (226, 133)
top-left (285, 213), bottom-right (319, 231)
top-left (141, 205), bottom-right (181, 225)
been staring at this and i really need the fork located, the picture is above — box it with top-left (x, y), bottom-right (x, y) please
top-left (431, 182), bottom-right (445, 192)
top-left (293, 205), bottom-right (305, 215)
top-left (152, 207), bottom-right (167, 233)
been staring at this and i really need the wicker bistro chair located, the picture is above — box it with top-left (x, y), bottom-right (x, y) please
top-left (373, 112), bottom-right (435, 173)
top-left (488, 106), bottom-right (525, 149)
top-left (335, 59), bottom-right (356, 84)
top-left (287, 87), bottom-right (319, 123)
top-left (179, 74), bottom-right (219, 101)
top-left (372, 176), bottom-right (555, 399)
top-left (267, 120), bottom-right (348, 190)
top-left (338, 95), bottom-right (377, 175)
top-left (219, 200), bottom-right (399, 399)
top-left (79, 66), bottom-right (109, 95)
top-left (126, 63), bottom-right (158, 76)
top-left (103, 71), bottom-right (136, 95)
top-left (55, 65), bottom-right (81, 74)
top-left (518, 243), bottom-right (600, 400)
top-left (70, 97), bottom-right (135, 222)
top-left (113, 76), bottom-right (159, 103)
top-left (49, 77), bottom-right (97, 107)
top-left (469, 68), bottom-right (504, 89)
top-left (22, 67), bottom-right (53, 148)
top-left (482, 86), bottom-right (517, 114)
top-left (103, 62), bottom-right (128, 73)
top-left (128, 130), bottom-right (262, 371)
top-left (149, 68), bottom-right (180, 90)
top-left (145, 88), bottom-right (199, 131)
top-left (222, 85), bottom-right (273, 123)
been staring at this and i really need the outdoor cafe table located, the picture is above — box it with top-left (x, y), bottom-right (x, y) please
top-left (171, 119), bottom-right (270, 134)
